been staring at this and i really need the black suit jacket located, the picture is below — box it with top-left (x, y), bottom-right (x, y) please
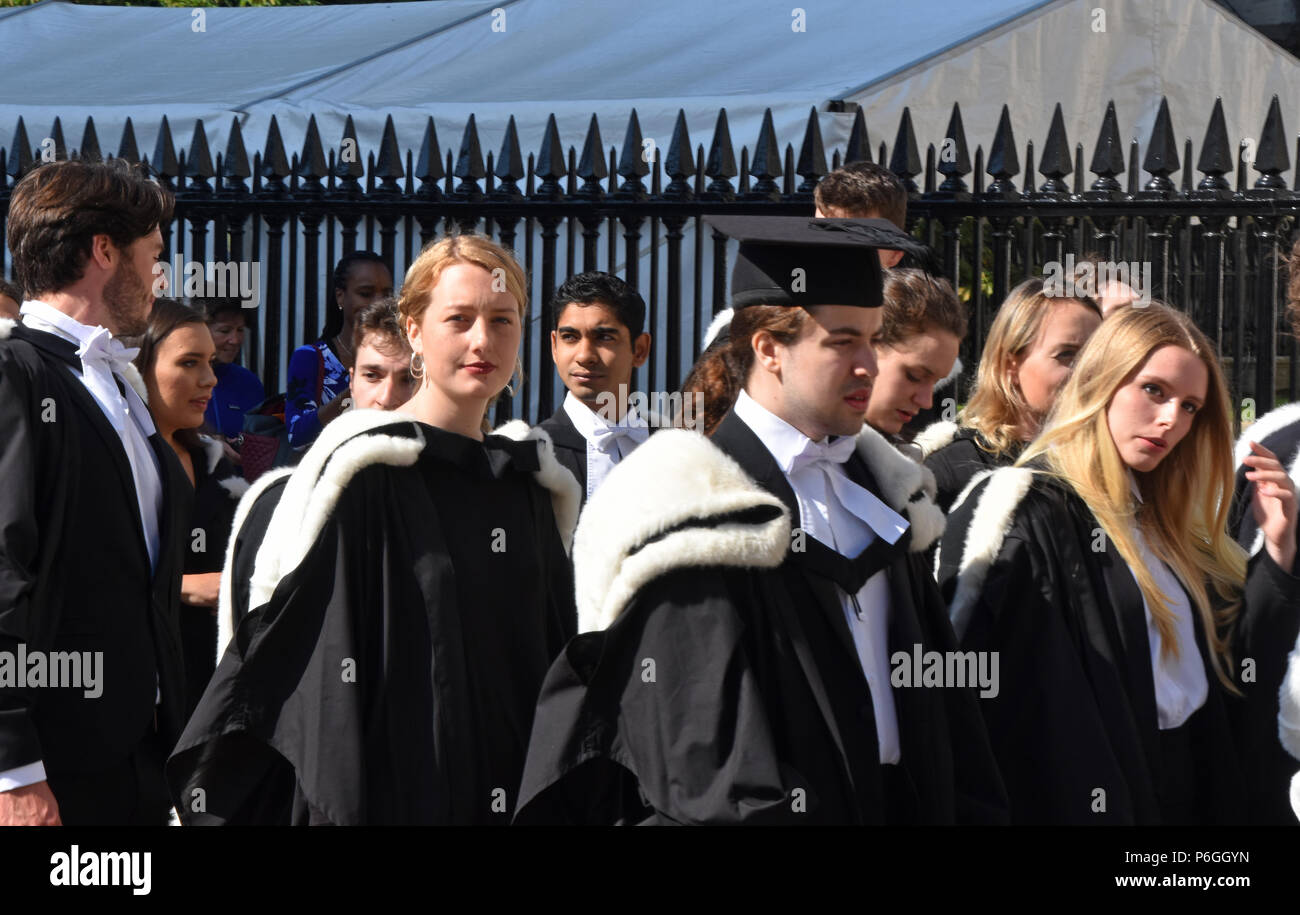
top-left (538, 404), bottom-right (661, 509)
top-left (0, 323), bottom-right (189, 783)
top-left (538, 408), bottom-right (588, 503)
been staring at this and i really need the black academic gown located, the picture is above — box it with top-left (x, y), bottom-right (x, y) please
top-left (923, 426), bottom-right (1020, 513)
top-left (538, 407), bottom-right (588, 503)
top-left (514, 412), bottom-right (1008, 825)
top-left (0, 322), bottom-right (189, 824)
top-left (166, 419), bottom-right (576, 824)
top-left (179, 439), bottom-right (245, 719)
top-left (937, 467), bottom-right (1300, 824)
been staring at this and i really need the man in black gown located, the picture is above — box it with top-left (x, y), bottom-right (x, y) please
top-left (515, 217), bottom-right (1007, 824)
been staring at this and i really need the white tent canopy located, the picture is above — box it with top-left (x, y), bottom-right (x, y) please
top-left (1, 0), bottom-right (1296, 188)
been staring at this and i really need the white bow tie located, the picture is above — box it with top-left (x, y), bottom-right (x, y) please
top-left (75, 327), bottom-right (140, 434)
top-left (785, 434), bottom-right (909, 547)
top-left (590, 421), bottom-right (650, 454)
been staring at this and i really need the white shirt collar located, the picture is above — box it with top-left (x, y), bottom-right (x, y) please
top-left (561, 390), bottom-right (645, 442)
top-left (19, 299), bottom-right (108, 348)
top-left (732, 388), bottom-right (826, 471)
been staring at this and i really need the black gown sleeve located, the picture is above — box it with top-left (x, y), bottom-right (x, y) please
top-left (939, 494), bottom-right (1142, 824)
top-left (596, 568), bottom-right (814, 825)
top-left (0, 351), bottom-right (44, 771)
top-left (1226, 547), bottom-right (1300, 823)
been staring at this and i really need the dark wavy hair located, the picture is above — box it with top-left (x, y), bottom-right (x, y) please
top-left (321, 250), bottom-right (390, 341)
top-left (133, 297), bottom-right (210, 451)
top-left (7, 158), bottom-right (173, 297)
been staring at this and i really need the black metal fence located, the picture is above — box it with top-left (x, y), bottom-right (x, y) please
top-left (3, 95), bottom-right (1299, 425)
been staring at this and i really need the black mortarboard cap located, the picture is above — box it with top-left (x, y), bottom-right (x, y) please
top-left (706, 215), bottom-right (933, 309)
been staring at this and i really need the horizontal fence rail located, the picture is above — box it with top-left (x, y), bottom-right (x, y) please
top-left (3, 96), bottom-right (1298, 426)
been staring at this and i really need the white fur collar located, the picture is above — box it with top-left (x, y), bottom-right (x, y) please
top-left (912, 420), bottom-right (960, 460)
top-left (0, 317), bottom-right (14, 340)
top-left (1235, 401), bottom-right (1300, 468)
top-left (490, 419), bottom-right (581, 553)
top-left (853, 419), bottom-right (946, 552)
top-left (574, 429), bottom-right (790, 633)
top-left (702, 307), bottom-right (733, 349)
top-left (938, 466), bottom-right (1037, 640)
top-left (225, 410), bottom-right (582, 655)
top-left (198, 434), bottom-right (225, 475)
top-left (216, 466), bottom-right (294, 660)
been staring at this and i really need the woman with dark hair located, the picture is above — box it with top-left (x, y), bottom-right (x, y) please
top-left (133, 298), bottom-right (249, 718)
top-left (937, 303), bottom-right (1300, 824)
top-left (167, 235), bottom-right (579, 825)
top-left (283, 251), bottom-right (392, 448)
top-left (199, 298), bottom-right (264, 441)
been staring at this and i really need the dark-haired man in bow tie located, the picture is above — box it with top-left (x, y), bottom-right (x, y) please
top-left (0, 159), bottom-right (189, 825)
top-left (539, 271), bottom-right (653, 508)
top-left (516, 217), bottom-right (1007, 825)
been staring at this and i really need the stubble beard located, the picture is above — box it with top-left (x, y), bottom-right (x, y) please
top-left (103, 260), bottom-right (150, 336)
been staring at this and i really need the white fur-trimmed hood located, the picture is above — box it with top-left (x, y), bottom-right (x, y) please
top-left (912, 420), bottom-right (960, 460)
top-left (938, 465), bottom-right (1038, 640)
top-left (574, 429), bottom-right (791, 634)
top-left (0, 317), bottom-right (14, 340)
top-left (217, 410), bottom-right (581, 660)
top-left (216, 465), bottom-right (294, 659)
top-left (853, 419), bottom-right (946, 553)
top-left (702, 307), bottom-right (733, 350)
top-left (1235, 401), bottom-right (1300, 468)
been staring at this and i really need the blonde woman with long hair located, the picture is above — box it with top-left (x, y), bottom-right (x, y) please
top-left (916, 277), bottom-right (1101, 511)
top-left (167, 235), bottom-right (581, 824)
top-left (935, 303), bottom-right (1299, 824)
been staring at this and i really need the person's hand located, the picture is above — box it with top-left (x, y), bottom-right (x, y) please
top-left (0, 780), bottom-right (61, 825)
top-left (181, 572), bottom-right (223, 608)
top-left (221, 438), bottom-right (242, 465)
top-left (1245, 441), bottom-right (1298, 572)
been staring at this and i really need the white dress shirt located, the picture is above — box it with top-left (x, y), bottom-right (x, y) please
top-left (561, 391), bottom-right (651, 499)
top-left (1, 301), bottom-right (165, 794)
top-left (732, 390), bottom-right (907, 764)
top-left (1127, 476), bottom-right (1208, 730)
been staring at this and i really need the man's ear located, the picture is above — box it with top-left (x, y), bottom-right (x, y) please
top-left (90, 233), bottom-right (116, 271)
top-left (631, 331), bottom-right (651, 367)
top-left (879, 249), bottom-right (904, 269)
top-left (751, 329), bottom-right (782, 375)
top-left (549, 329), bottom-right (560, 363)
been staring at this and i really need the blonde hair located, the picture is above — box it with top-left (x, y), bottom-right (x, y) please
top-left (962, 278), bottom-right (1100, 453)
top-left (1017, 303), bottom-right (1247, 690)
top-left (398, 234), bottom-right (528, 433)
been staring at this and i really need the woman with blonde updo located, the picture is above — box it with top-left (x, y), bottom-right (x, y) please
top-left (167, 235), bottom-right (580, 825)
top-left (916, 277), bottom-right (1101, 511)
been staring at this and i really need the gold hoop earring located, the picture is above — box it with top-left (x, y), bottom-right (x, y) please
top-left (410, 352), bottom-right (425, 379)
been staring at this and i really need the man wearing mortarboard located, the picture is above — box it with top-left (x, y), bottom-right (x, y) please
top-left (514, 217), bottom-right (1008, 825)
